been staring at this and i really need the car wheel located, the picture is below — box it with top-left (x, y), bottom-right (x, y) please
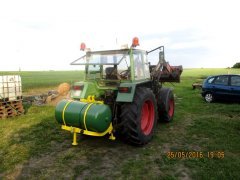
top-left (204, 93), bottom-right (214, 103)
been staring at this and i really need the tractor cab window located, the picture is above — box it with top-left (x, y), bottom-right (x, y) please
top-left (134, 51), bottom-right (150, 80)
top-left (143, 53), bottom-right (150, 79)
top-left (73, 49), bottom-right (150, 81)
top-left (104, 65), bottom-right (120, 80)
top-left (80, 50), bottom-right (130, 81)
top-left (102, 56), bottom-right (130, 80)
top-left (117, 55), bottom-right (130, 80)
top-left (87, 65), bottom-right (101, 79)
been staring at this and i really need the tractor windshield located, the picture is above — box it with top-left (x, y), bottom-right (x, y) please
top-left (71, 49), bottom-right (131, 81)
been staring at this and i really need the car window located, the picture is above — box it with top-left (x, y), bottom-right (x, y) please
top-left (231, 76), bottom-right (240, 86)
top-left (213, 76), bottom-right (228, 85)
top-left (207, 77), bottom-right (215, 84)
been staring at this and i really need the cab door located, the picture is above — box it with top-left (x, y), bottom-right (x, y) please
top-left (133, 50), bottom-right (150, 80)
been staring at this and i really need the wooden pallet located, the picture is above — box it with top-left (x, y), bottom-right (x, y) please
top-left (0, 96), bottom-right (23, 103)
top-left (0, 100), bottom-right (24, 119)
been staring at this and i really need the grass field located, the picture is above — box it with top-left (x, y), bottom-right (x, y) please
top-left (0, 71), bottom-right (84, 92)
top-left (0, 68), bottom-right (240, 179)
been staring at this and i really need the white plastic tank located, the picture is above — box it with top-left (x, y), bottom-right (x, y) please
top-left (0, 75), bottom-right (22, 101)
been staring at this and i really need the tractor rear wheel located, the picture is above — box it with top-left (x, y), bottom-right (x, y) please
top-left (119, 87), bottom-right (157, 145)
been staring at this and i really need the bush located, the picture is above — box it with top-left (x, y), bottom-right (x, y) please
top-left (232, 62), bottom-right (240, 68)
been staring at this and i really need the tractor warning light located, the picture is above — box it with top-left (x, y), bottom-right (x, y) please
top-left (132, 37), bottom-right (139, 47)
top-left (80, 43), bottom-right (86, 51)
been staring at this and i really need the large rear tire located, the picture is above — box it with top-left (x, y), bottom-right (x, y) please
top-left (119, 87), bottom-right (157, 145)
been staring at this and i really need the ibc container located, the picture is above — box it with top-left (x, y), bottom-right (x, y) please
top-left (0, 75), bottom-right (22, 101)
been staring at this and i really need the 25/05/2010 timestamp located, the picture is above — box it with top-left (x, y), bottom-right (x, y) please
top-left (167, 151), bottom-right (225, 159)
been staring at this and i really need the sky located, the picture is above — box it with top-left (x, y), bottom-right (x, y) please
top-left (0, 0), bottom-right (240, 71)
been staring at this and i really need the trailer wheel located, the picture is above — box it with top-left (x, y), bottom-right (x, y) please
top-left (158, 88), bottom-right (175, 122)
top-left (119, 87), bottom-right (157, 145)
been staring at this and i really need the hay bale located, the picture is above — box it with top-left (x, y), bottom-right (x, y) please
top-left (46, 96), bottom-right (52, 104)
top-left (57, 83), bottom-right (70, 95)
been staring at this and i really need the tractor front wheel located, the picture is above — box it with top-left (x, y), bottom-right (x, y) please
top-left (119, 87), bottom-right (157, 145)
top-left (158, 88), bottom-right (175, 122)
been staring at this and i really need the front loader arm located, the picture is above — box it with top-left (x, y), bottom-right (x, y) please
top-left (148, 46), bottom-right (183, 83)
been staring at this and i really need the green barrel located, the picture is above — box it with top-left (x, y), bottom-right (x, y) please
top-left (55, 99), bottom-right (112, 132)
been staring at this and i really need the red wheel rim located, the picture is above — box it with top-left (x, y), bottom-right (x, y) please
top-left (168, 99), bottom-right (174, 117)
top-left (141, 100), bottom-right (155, 135)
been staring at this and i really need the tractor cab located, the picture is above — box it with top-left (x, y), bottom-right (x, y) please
top-left (71, 49), bottom-right (150, 82)
top-left (70, 47), bottom-right (152, 100)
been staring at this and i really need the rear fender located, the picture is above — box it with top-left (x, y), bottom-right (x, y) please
top-left (116, 83), bottom-right (136, 102)
top-left (116, 81), bottom-right (152, 102)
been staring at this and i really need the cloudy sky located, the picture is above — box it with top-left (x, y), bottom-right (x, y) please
top-left (0, 0), bottom-right (239, 71)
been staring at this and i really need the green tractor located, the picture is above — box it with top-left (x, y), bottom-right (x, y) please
top-left (55, 37), bottom-right (182, 146)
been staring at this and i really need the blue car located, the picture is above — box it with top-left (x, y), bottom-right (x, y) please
top-left (201, 74), bottom-right (240, 103)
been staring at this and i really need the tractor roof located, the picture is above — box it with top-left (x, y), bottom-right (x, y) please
top-left (86, 48), bottom-right (130, 55)
top-left (70, 48), bottom-right (146, 65)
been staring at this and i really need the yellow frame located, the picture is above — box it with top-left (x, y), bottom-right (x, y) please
top-left (61, 123), bottom-right (115, 145)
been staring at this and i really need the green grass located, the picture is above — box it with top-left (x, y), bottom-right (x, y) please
top-left (0, 71), bottom-right (84, 92)
top-left (182, 68), bottom-right (239, 76)
top-left (0, 68), bottom-right (238, 91)
top-left (0, 68), bottom-right (240, 179)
